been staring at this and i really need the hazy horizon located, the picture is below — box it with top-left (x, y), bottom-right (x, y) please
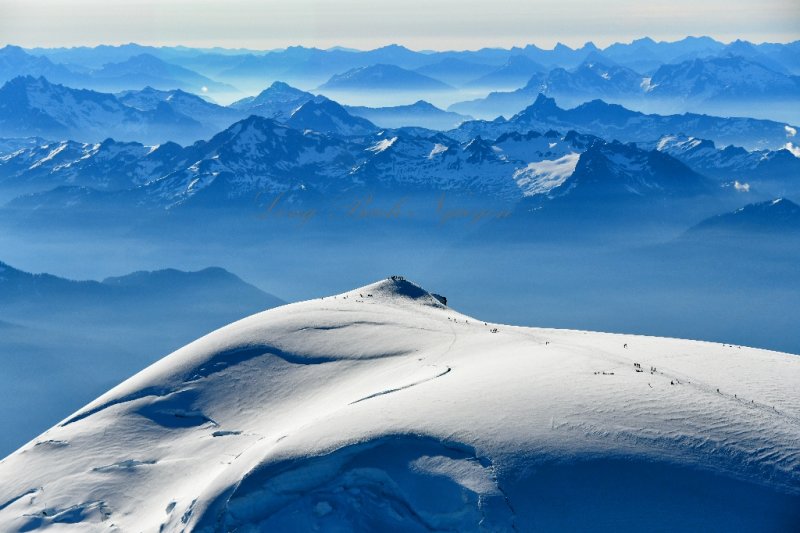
top-left (1, 0), bottom-right (798, 50)
top-left (4, 35), bottom-right (800, 54)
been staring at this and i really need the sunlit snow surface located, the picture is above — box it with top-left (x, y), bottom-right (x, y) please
top-left (513, 152), bottom-right (580, 196)
top-left (0, 278), bottom-right (798, 531)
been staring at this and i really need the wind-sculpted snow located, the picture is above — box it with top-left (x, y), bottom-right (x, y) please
top-left (0, 277), bottom-right (798, 531)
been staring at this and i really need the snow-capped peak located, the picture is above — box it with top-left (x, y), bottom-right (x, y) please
top-left (341, 276), bottom-right (445, 307)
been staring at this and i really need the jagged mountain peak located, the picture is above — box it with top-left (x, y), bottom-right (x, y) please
top-left (463, 135), bottom-right (498, 163)
top-left (511, 93), bottom-right (560, 120)
top-left (287, 98), bottom-right (377, 136)
top-left (532, 93), bottom-right (557, 107)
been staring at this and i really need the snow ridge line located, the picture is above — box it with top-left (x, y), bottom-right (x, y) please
top-left (349, 366), bottom-right (452, 404)
top-left (0, 488), bottom-right (38, 512)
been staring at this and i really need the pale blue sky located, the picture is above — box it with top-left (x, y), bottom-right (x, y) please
top-left (1, 0), bottom-right (798, 50)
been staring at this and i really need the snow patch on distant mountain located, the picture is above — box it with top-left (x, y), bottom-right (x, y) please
top-left (513, 152), bottom-right (580, 196)
top-left (366, 136), bottom-right (397, 154)
top-left (428, 143), bottom-right (449, 158)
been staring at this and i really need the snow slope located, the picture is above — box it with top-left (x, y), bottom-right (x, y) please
top-left (0, 277), bottom-right (798, 531)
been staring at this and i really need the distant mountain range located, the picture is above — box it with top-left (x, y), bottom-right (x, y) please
top-left (642, 135), bottom-right (800, 197)
top-left (1, 37), bottom-right (799, 128)
top-left (0, 45), bottom-right (78, 86)
top-left (464, 55), bottom-right (546, 90)
top-left (0, 77), bottom-right (482, 145)
top-left (599, 36), bottom-right (725, 74)
top-left (0, 45), bottom-right (239, 100)
top-left (0, 137), bottom-right (179, 195)
top-left (215, 44), bottom-right (441, 91)
top-left (346, 101), bottom-right (472, 130)
top-left (317, 64), bottom-right (453, 93)
top-left (1, 42), bottom-right (798, 235)
top-left (2, 74), bottom-right (796, 150)
top-left (687, 198), bottom-right (800, 236)
top-left (414, 58), bottom-right (496, 87)
top-left (449, 55), bottom-right (800, 122)
top-left (0, 76), bottom-right (225, 144)
top-left (29, 38), bottom-right (798, 85)
top-left (6, 38), bottom-right (797, 118)
top-left (229, 81), bottom-right (317, 120)
top-left (450, 94), bottom-right (797, 151)
top-left (81, 53), bottom-right (236, 94)
top-left (0, 110), bottom-right (755, 220)
top-left (116, 86), bottom-right (242, 131)
top-left (0, 262), bottom-right (282, 316)
top-left (646, 55), bottom-right (800, 102)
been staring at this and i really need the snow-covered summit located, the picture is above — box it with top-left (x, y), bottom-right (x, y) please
top-left (0, 277), bottom-right (798, 531)
top-left (342, 276), bottom-right (446, 307)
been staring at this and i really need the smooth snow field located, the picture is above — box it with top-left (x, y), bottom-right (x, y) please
top-left (0, 278), bottom-right (798, 531)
